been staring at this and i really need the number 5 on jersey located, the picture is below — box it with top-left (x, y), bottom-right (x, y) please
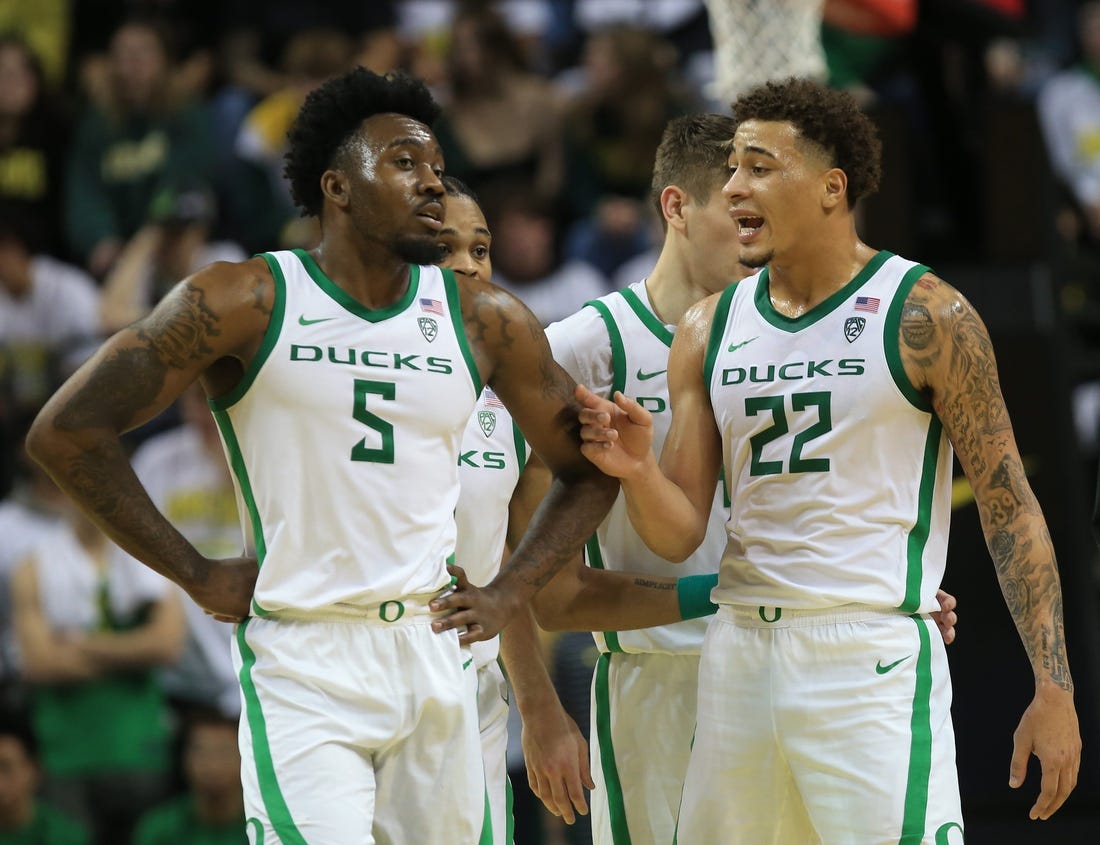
top-left (352, 378), bottom-right (395, 464)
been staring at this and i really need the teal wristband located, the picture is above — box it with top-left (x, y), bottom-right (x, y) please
top-left (677, 573), bottom-right (719, 620)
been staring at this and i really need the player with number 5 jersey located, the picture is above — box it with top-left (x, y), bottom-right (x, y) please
top-left (27, 69), bottom-right (619, 845)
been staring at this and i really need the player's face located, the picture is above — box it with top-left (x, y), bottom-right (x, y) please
top-left (722, 119), bottom-right (832, 268)
top-left (438, 195), bottom-right (492, 282)
top-left (343, 113), bottom-right (446, 265)
top-left (686, 183), bottom-right (755, 294)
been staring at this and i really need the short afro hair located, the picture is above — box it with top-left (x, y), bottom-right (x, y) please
top-left (731, 78), bottom-right (881, 207)
top-left (284, 68), bottom-right (442, 218)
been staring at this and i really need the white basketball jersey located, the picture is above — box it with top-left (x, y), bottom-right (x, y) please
top-left (706, 251), bottom-right (952, 612)
top-left (455, 385), bottom-right (528, 668)
top-left (548, 281), bottom-right (729, 655)
top-left (211, 250), bottom-right (480, 615)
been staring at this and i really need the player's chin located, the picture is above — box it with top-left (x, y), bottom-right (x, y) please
top-left (394, 233), bottom-right (446, 265)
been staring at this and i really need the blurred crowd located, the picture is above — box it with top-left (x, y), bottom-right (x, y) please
top-left (0, 1), bottom-right (1098, 843)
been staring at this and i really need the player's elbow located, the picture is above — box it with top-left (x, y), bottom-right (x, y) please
top-left (642, 529), bottom-right (704, 563)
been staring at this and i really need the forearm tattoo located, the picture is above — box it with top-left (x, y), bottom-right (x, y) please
top-left (634, 578), bottom-right (676, 591)
top-left (902, 279), bottom-right (1071, 691)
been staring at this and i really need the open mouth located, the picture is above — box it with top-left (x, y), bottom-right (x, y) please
top-left (417, 208), bottom-right (443, 230)
top-left (736, 216), bottom-right (764, 236)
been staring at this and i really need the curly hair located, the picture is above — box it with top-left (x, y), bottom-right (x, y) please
top-left (284, 68), bottom-right (442, 218)
top-left (731, 78), bottom-right (881, 207)
top-left (650, 113), bottom-right (737, 227)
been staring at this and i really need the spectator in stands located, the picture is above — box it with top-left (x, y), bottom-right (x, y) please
top-left (1038, 0), bottom-right (1100, 248)
top-left (482, 186), bottom-right (609, 326)
top-left (10, 499), bottom-right (185, 844)
top-left (100, 180), bottom-right (246, 333)
top-left (132, 709), bottom-right (244, 845)
top-left (64, 15), bottom-right (215, 279)
top-left (0, 217), bottom-right (100, 490)
top-left (0, 34), bottom-right (71, 259)
top-left (0, 704), bottom-right (90, 844)
top-left (561, 25), bottom-right (698, 277)
top-left (0, 439), bottom-right (67, 704)
top-left (433, 4), bottom-right (565, 203)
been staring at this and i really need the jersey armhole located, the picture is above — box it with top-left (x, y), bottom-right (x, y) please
top-left (585, 299), bottom-right (626, 396)
top-left (883, 264), bottom-right (934, 412)
top-left (209, 252), bottom-right (286, 412)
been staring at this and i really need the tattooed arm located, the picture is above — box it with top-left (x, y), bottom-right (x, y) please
top-left (430, 279), bottom-right (619, 642)
top-left (899, 272), bottom-right (1080, 819)
top-left (25, 258), bottom-right (275, 619)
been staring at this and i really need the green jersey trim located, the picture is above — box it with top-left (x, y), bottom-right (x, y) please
top-left (443, 267), bottom-right (483, 396)
top-left (900, 417), bottom-right (943, 613)
top-left (236, 621), bottom-right (306, 842)
top-left (754, 250), bottom-right (893, 332)
top-left (512, 421), bottom-right (526, 474)
top-left (703, 284), bottom-right (738, 395)
top-left (884, 263), bottom-right (934, 412)
top-left (594, 654), bottom-right (633, 844)
top-left (211, 409), bottom-right (268, 616)
top-left (586, 537), bottom-right (622, 652)
top-left (209, 252), bottom-right (286, 412)
top-left (585, 299), bottom-right (626, 396)
top-left (293, 248), bottom-right (420, 322)
top-left (619, 287), bottom-right (674, 348)
top-left (898, 616), bottom-right (934, 844)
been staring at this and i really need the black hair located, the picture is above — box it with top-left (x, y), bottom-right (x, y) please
top-left (442, 175), bottom-right (479, 203)
top-left (731, 77), bottom-right (882, 207)
top-left (284, 68), bottom-right (442, 218)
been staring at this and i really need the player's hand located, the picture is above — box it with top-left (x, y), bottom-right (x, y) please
top-left (189, 555), bottom-right (258, 622)
top-left (931, 588), bottom-right (958, 645)
top-left (1009, 682), bottom-right (1080, 819)
top-left (576, 384), bottom-right (655, 481)
top-left (521, 705), bottom-right (593, 824)
top-left (430, 565), bottom-right (523, 645)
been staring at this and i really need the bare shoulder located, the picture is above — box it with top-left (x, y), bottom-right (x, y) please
top-left (675, 291), bottom-right (724, 355)
top-left (456, 274), bottom-right (551, 383)
top-left (898, 271), bottom-right (989, 390)
top-left (140, 256), bottom-right (276, 367)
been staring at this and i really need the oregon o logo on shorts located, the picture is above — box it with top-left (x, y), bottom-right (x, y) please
top-left (758, 606), bottom-right (782, 623)
top-left (379, 600), bottom-right (406, 622)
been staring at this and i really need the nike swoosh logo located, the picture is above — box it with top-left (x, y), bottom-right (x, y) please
top-left (876, 655), bottom-right (911, 674)
top-left (728, 336), bottom-right (759, 352)
top-left (298, 315), bottom-right (335, 326)
top-left (636, 368), bottom-right (667, 381)
top-left (462, 657), bottom-right (473, 670)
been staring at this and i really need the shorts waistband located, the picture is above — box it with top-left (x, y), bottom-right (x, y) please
top-left (718, 603), bottom-right (915, 628)
top-left (260, 592), bottom-right (444, 625)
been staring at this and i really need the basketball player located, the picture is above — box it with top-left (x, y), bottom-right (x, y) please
top-left (435, 114), bottom-right (961, 845)
top-left (441, 175), bottom-right (593, 834)
top-left (574, 79), bottom-right (1080, 841)
top-left (25, 68), bottom-right (618, 844)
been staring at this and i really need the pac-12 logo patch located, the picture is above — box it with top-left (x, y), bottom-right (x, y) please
top-left (844, 316), bottom-right (866, 343)
top-left (478, 410), bottom-right (497, 437)
top-left (418, 317), bottom-right (438, 342)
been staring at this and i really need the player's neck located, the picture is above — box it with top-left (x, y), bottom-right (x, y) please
top-left (646, 244), bottom-right (714, 326)
top-left (309, 240), bottom-right (414, 311)
top-left (766, 238), bottom-right (877, 312)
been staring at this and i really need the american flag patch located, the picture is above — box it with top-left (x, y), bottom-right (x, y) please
top-left (419, 297), bottom-right (444, 315)
top-left (483, 388), bottom-right (505, 408)
top-left (854, 296), bottom-right (880, 313)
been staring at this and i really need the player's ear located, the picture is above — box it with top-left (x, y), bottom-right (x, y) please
top-left (321, 169), bottom-right (350, 210)
top-left (661, 185), bottom-right (689, 232)
top-left (822, 168), bottom-right (847, 210)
